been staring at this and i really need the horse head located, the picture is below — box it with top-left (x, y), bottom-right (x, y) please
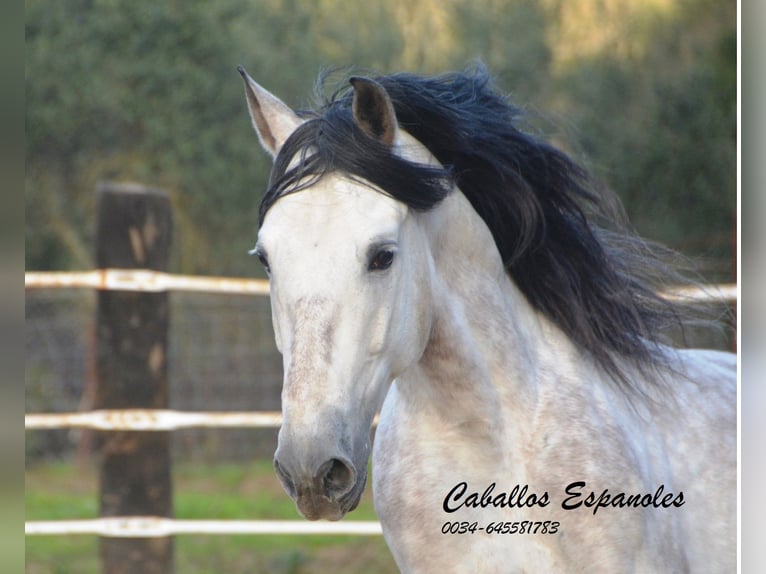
top-left (240, 68), bottom-right (436, 520)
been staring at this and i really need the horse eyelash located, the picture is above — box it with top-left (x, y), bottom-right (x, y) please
top-left (249, 246), bottom-right (270, 272)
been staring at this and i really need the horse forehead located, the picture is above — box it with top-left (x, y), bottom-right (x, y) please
top-left (261, 176), bottom-right (407, 247)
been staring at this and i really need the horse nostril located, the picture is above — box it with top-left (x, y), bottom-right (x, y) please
top-left (274, 457), bottom-right (296, 498)
top-left (319, 458), bottom-right (356, 498)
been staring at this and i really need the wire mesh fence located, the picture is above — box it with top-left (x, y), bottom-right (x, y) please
top-left (25, 288), bottom-right (283, 463)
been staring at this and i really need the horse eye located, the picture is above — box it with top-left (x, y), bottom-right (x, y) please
top-left (369, 249), bottom-right (395, 272)
top-left (255, 250), bottom-right (270, 274)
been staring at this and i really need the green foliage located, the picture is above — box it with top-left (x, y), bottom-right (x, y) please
top-left (26, 0), bottom-right (736, 281)
top-left (553, 0), bottom-right (736, 280)
top-left (450, 0), bottom-right (552, 102)
top-left (26, 0), bottom-right (267, 272)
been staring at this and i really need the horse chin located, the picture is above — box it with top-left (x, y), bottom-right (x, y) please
top-left (295, 470), bottom-right (367, 521)
top-left (296, 496), bottom-right (346, 521)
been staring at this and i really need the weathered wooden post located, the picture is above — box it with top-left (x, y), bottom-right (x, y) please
top-left (94, 182), bottom-right (174, 574)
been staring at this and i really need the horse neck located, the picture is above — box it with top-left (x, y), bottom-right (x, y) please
top-left (401, 190), bottom-right (588, 450)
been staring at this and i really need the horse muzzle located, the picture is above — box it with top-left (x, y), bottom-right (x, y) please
top-left (274, 453), bottom-right (367, 521)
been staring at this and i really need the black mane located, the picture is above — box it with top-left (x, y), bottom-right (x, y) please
top-left (261, 65), bottom-right (692, 388)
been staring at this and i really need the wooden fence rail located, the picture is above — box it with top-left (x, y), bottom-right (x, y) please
top-left (25, 269), bottom-right (270, 295)
top-left (26, 517), bottom-right (383, 538)
top-left (25, 268), bottom-right (735, 302)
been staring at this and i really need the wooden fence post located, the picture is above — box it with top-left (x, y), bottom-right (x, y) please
top-left (95, 182), bottom-right (174, 574)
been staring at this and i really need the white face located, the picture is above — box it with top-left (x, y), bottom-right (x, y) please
top-left (256, 174), bottom-right (434, 520)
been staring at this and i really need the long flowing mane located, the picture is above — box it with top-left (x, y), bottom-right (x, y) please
top-left (260, 65), bottom-right (693, 388)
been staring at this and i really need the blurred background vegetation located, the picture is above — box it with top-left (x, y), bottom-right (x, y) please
top-left (24, 3), bottom-right (737, 571)
top-left (25, 0), bottom-right (736, 283)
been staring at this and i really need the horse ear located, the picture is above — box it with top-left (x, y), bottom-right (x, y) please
top-left (238, 66), bottom-right (303, 158)
top-left (349, 77), bottom-right (398, 147)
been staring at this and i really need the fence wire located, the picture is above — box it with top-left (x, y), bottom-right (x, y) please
top-left (25, 289), bottom-right (283, 462)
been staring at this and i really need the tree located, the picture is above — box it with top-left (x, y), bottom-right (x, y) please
top-left (26, 0), bottom-right (736, 282)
